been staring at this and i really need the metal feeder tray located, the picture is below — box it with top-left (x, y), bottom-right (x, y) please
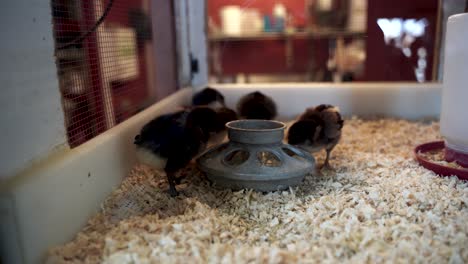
top-left (197, 119), bottom-right (315, 192)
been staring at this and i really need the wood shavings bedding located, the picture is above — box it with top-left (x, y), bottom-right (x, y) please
top-left (46, 118), bottom-right (468, 264)
top-left (419, 150), bottom-right (467, 170)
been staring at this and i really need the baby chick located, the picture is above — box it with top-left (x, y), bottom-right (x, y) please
top-left (191, 87), bottom-right (237, 130)
top-left (192, 87), bottom-right (226, 109)
top-left (214, 107), bottom-right (238, 132)
top-left (237, 91), bottom-right (277, 120)
top-left (287, 104), bottom-right (344, 169)
top-left (208, 107), bottom-right (238, 147)
top-left (134, 107), bottom-right (219, 196)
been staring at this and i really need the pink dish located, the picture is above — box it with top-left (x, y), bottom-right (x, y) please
top-left (414, 141), bottom-right (468, 180)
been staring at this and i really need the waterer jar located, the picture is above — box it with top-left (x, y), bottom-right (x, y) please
top-left (440, 13), bottom-right (468, 168)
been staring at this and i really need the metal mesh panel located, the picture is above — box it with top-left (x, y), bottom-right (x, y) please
top-left (52, 0), bottom-right (157, 147)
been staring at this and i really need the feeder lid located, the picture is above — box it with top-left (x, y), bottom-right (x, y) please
top-left (414, 141), bottom-right (468, 180)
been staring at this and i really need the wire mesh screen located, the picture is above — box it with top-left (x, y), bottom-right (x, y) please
top-left (52, 0), bottom-right (157, 147)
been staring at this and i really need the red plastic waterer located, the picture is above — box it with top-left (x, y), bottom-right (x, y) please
top-left (414, 141), bottom-right (468, 180)
top-left (414, 13), bottom-right (468, 181)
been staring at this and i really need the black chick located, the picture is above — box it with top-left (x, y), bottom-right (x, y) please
top-left (208, 107), bottom-right (238, 147)
top-left (214, 107), bottom-right (238, 132)
top-left (134, 107), bottom-right (219, 196)
top-left (237, 91), bottom-right (277, 120)
top-left (192, 87), bottom-right (237, 131)
top-left (192, 87), bottom-right (226, 109)
top-left (287, 104), bottom-right (344, 169)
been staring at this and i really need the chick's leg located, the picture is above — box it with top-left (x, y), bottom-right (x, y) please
top-left (322, 144), bottom-right (337, 170)
top-left (323, 149), bottom-right (332, 169)
top-left (165, 156), bottom-right (192, 197)
top-left (165, 170), bottom-right (179, 197)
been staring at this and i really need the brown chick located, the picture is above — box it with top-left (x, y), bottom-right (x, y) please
top-left (287, 104), bottom-right (344, 169)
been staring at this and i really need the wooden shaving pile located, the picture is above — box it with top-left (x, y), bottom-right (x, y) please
top-left (419, 150), bottom-right (468, 170)
top-left (47, 118), bottom-right (468, 263)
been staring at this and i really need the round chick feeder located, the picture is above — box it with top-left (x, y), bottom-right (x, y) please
top-left (197, 120), bottom-right (315, 192)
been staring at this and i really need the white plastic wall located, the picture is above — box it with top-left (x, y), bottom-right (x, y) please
top-left (187, 0), bottom-right (209, 87)
top-left (211, 83), bottom-right (441, 120)
top-left (173, 0), bottom-right (208, 88)
top-left (1, 89), bottom-right (192, 264)
top-left (0, 1), bottom-right (68, 180)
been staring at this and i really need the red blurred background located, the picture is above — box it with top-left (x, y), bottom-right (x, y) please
top-left (207, 0), bottom-right (439, 81)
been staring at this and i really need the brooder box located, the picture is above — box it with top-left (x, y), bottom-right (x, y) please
top-left (0, 1), bottom-right (450, 263)
top-left (0, 82), bottom-right (442, 263)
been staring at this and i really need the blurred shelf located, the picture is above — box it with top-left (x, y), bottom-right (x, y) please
top-left (208, 30), bottom-right (367, 42)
